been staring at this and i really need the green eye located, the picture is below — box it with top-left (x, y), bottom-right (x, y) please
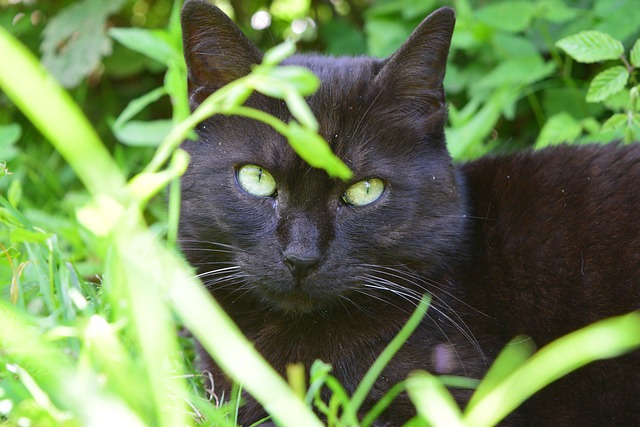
top-left (237, 165), bottom-right (277, 197)
top-left (343, 179), bottom-right (384, 206)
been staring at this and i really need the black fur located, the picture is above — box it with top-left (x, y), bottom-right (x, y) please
top-left (179, 1), bottom-right (640, 425)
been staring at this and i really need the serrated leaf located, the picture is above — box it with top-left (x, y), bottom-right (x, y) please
top-left (630, 39), bottom-right (640, 68)
top-left (535, 112), bottom-right (583, 149)
top-left (586, 66), bottom-right (629, 103)
top-left (556, 31), bottom-right (624, 63)
top-left (41, 0), bottom-right (127, 88)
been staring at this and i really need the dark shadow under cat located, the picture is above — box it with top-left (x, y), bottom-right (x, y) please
top-left (178, 0), bottom-right (640, 425)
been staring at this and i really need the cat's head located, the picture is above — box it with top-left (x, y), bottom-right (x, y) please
top-left (179, 0), bottom-right (467, 314)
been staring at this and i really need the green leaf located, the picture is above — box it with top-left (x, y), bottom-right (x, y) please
top-left (537, 0), bottom-right (580, 23)
top-left (113, 87), bottom-right (167, 131)
top-left (535, 112), bottom-right (583, 149)
top-left (286, 123), bottom-right (352, 180)
top-left (406, 372), bottom-right (464, 427)
top-left (463, 313), bottom-right (640, 427)
top-left (466, 336), bottom-right (535, 412)
top-left (475, 1), bottom-right (536, 33)
top-left (285, 92), bottom-right (318, 131)
top-left (0, 123), bottom-right (21, 161)
top-left (262, 40), bottom-right (296, 66)
top-left (40, 0), bottom-right (127, 88)
top-left (624, 113), bottom-right (640, 143)
top-left (114, 120), bottom-right (173, 147)
top-left (602, 113), bottom-right (628, 131)
top-left (476, 55), bottom-right (556, 90)
top-left (586, 66), bottom-right (629, 103)
top-left (556, 31), bottom-right (624, 63)
top-left (267, 66), bottom-right (320, 96)
top-left (630, 39), bottom-right (640, 68)
top-left (109, 27), bottom-right (176, 65)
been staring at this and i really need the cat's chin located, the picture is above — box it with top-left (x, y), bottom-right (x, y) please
top-left (257, 287), bottom-right (335, 315)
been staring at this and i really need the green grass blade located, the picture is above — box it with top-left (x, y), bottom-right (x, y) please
top-left (0, 26), bottom-right (126, 201)
top-left (343, 295), bottom-right (431, 423)
top-left (465, 335), bottom-right (535, 412)
top-left (406, 371), bottom-right (464, 427)
top-left (463, 312), bottom-right (640, 426)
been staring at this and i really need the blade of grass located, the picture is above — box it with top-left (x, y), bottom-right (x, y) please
top-left (342, 295), bottom-right (431, 425)
top-left (0, 26), bottom-right (125, 201)
top-left (406, 371), bottom-right (464, 427)
top-left (463, 312), bottom-right (640, 426)
top-left (0, 28), bottom-right (323, 427)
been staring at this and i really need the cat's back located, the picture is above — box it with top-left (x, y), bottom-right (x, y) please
top-left (459, 143), bottom-right (640, 341)
top-left (458, 143), bottom-right (640, 424)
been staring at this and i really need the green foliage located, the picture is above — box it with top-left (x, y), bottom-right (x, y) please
top-left (1, 1), bottom-right (640, 427)
top-left (554, 29), bottom-right (640, 144)
top-left (41, 0), bottom-right (128, 88)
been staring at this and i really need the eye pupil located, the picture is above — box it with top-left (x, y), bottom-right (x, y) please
top-left (237, 165), bottom-right (276, 197)
top-left (343, 178), bottom-right (384, 206)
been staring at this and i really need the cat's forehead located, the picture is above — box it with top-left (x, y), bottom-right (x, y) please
top-left (284, 55), bottom-right (383, 98)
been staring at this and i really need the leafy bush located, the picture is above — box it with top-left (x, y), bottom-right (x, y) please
top-left (1, 1), bottom-right (639, 426)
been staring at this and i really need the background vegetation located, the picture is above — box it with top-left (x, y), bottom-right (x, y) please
top-left (0, 0), bottom-right (639, 426)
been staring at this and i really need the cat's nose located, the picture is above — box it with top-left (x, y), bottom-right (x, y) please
top-left (284, 253), bottom-right (320, 281)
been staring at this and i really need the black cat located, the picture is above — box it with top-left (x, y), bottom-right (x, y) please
top-left (178, 0), bottom-right (640, 425)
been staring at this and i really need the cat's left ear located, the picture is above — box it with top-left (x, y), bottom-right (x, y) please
top-left (373, 7), bottom-right (455, 121)
top-left (181, 0), bottom-right (263, 108)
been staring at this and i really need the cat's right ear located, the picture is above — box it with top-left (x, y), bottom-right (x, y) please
top-left (181, 0), bottom-right (263, 108)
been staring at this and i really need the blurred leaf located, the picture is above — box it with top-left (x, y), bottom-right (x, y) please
top-left (114, 120), bottom-right (173, 147)
top-left (476, 55), bottom-right (556, 90)
top-left (447, 87), bottom-right (517, 160)
top-left (109, 28), bottom-right (176, 65)
top-left (475, 1), bottom-right (536, 33)
top-left (406, 371), bottom-right (464, 427)
top-left (286, 123), bottom-right (351, 180)
top-left (321, 20), bottom-right (367, 56)
top-left (267, 66), bottom-right (320, 96)
top-left (492, 33), bottom-right (538, 58)
top-left (113, 87), bottom-right (167, 131)
top-left (537, 0), bottom-right (580, 23)
top-left (602, 113), bottom-right (628, 131)
top-left (0, 123), bottom-right (21, 161)
top-left (593, 0), bottom-right (640, 42)
top-left (543, 87), bottom-right (603, 119)
top-left (586, 66), bottom-right (629, 103)
top-left (602, 88), bottom-right (631, 112)
top-left (262, 40), bottom-right (296, 66)
top-left (285, 91), bottom-right (318, 130)
top-left (41, 0), bottom-right (127, 88)
top-left (365, 17), bottom-right (412, 58)
top-left (556, 31), bottom-right (624, 63)
top-left (535, 112), bottom-right (583, 149)
top-left (630, 39), bottom-right (640, 68)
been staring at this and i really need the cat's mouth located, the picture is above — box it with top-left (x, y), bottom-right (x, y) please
top-left (257, 286), bottom-right (332, 314)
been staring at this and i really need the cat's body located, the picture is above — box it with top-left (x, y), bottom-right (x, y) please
top-left (179, 1), bottom-right (640, 425)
